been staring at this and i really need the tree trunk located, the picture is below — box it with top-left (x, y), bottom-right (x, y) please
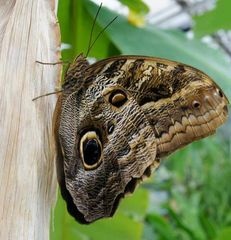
top-left (0, 0), bottom-right (61, 239)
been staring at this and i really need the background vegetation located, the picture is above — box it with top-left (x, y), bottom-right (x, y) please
top-left (51, 0), bottom-right (231, 239)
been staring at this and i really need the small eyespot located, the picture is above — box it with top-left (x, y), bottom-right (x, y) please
top-left (192, 100), bottom-right (200, 109)
top-left (80, 131), bottom-right (102, 170)
top-left (109, 90), bottom-right (128, 108)
top-left (217, 89), bottom-right (223, 98)
top-left (107, 122), bottom-right (115, 134)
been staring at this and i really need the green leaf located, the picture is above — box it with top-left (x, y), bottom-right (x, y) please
top-left (51, 188), bottom-right (148, 240)
top-left (74, 213), bottom-right (143, 240)
top-left (119, 188), bottom-right (149, 219)
top-left (199, 212), bottom-right (217, 239)
top-left (166, 207), bottom-right (198, 240)
top-left (193, 0), bottom-right (231, 37)
top-left (119, 0), bottom-right (149, 15)
top-left (215, 227), bottom-right (231, 240)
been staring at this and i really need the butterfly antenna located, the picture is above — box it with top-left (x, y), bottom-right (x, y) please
top-left (32, 90), bottom-right (63, 101)
top-left (86, 3), bottom-right (103, 57)
top-left (86, 5), bottom-right (118, 57)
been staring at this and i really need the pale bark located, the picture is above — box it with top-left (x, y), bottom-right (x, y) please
top-left (0, 0), bottom-right (61, 239)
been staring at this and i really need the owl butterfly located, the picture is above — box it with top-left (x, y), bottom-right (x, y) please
top-left (53, 52), bottom-right (229, 224)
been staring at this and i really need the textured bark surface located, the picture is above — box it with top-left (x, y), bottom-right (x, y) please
top-left (0, 0), bottom-right (60, 239)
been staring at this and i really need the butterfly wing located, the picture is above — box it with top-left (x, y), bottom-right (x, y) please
top-left (54, 55), bottom-right (229, 224)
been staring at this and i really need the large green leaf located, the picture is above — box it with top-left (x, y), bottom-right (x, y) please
top-left (215, 227), bottom-right (231, 240)
top-left (51, 189), bottom-right (148, 240)
top-left (193, 0), bottom-right (231, 37)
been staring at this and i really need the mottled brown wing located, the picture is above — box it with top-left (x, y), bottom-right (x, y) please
top-left (53, 54), bottom-right (229, 224)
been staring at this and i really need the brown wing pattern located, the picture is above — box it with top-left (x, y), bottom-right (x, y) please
top-left (54, 54), bottom-right (229, 224)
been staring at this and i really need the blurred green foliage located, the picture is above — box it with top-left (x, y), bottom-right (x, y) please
top-left (193, 0), bottom-right (231, 37)
top-left (51, 0), bottom-right (231, 239)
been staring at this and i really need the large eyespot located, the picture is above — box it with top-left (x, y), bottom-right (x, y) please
top-left (109, 90), bottom-right (128, 108)
top-left (80, 131), bottom-right (102, 170)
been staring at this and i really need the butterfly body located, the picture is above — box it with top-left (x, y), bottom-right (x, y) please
top-left (53, 54), bottom-right (228, 223)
